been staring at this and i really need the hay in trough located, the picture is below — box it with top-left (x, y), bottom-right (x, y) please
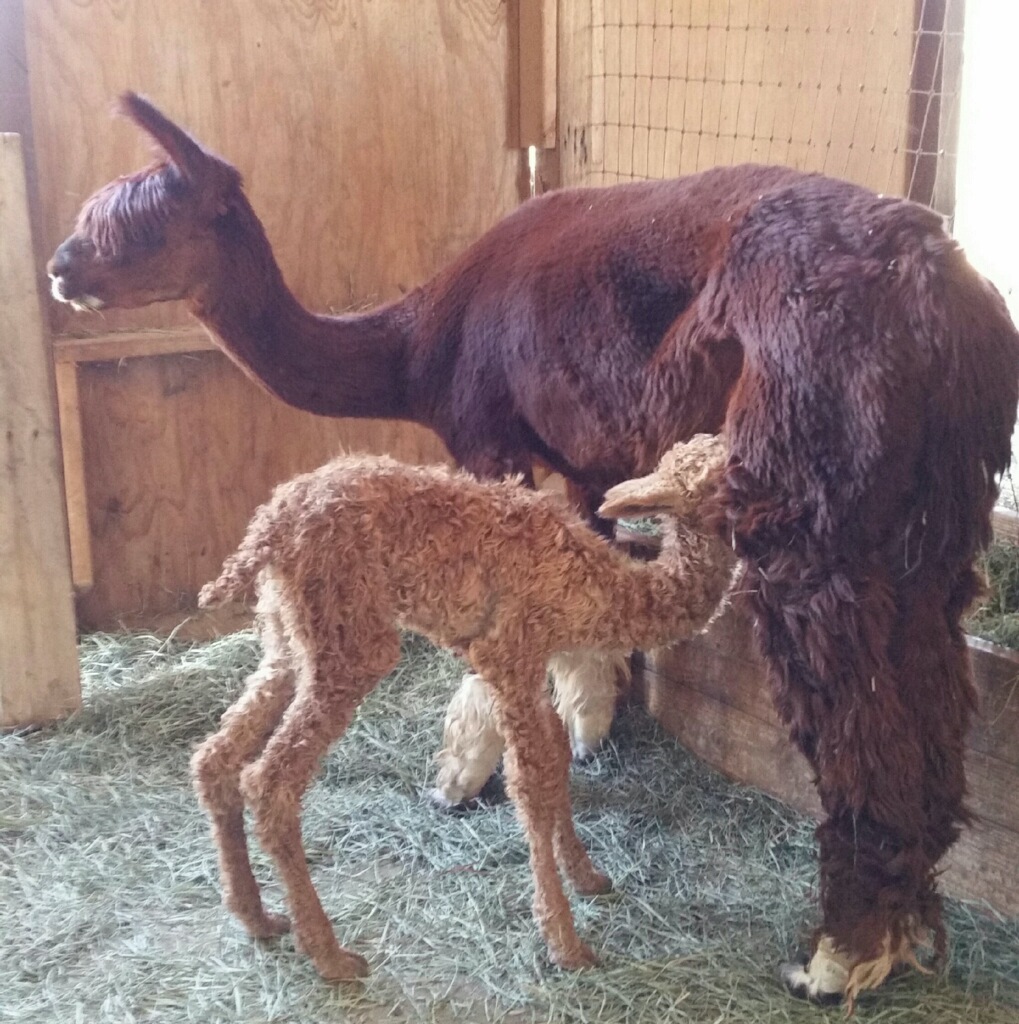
top-left (966, 541), bottom-right (1019, 649)
top-left (2, 630), bottom-right (1018, 1024)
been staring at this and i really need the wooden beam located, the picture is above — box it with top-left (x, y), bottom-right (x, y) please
top-left (0, 133), bottom-right (80, 728)
top-left (53, 328), bottom-right (215, 364)
top-left (53, 362), bottom-right (93, 589)
top-left (517, 0), bottom-right (557, 149)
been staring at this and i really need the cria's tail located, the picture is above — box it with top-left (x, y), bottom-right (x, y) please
top-left (197, 523), bottom-right (275, 609)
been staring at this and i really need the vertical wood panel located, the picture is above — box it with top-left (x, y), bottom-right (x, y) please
top-left (518, 0), bottom-right (558, 148)
top-left (53, 361), bottom-right (93, 588)
top-left (0, 134), bottom-right (80, 726)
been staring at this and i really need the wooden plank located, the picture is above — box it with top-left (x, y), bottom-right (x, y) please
top-left (53, 329), bottom-right (215, 364)
top-left (518, 0), bottom-right (558, 149)
top-left (73, 350), bottom-right (451, 629)
top-left (53, 361), bottom-right (93, 588)
top-left (643, 602), bottom-right (1019, 916)
top-left (992, 507), bottom-right (1019, 546)
top-left (0, 133), bottom-right (80, 727)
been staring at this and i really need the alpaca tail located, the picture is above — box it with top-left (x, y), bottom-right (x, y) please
top-left (197, 522), bottom-right (276, 609)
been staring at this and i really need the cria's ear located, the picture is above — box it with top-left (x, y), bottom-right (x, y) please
top-left (598, 473), bottom-right (677, 520)
top-left (118, 92), bottom-right (211, 183)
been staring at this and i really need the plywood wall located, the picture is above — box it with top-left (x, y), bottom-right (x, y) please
top-left (20, 0), bottom-right (521, 627)
top-left (560, 0), bottom-right (916, 195)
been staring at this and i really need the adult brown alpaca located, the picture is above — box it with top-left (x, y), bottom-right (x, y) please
top-left (191, 435), bottom-right (734, 979)
top-left (49, 94), bottom-right (1019, 1005)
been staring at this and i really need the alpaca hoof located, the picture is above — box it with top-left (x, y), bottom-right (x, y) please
top-left (425, 772), bottom-right (507, 814)
top-left (551, 941), bottom-right (599, 971)
top-left (573, 870), bottom-right (613, 896)
top-left (252, 911), bottom-right (291, 939)
top-left (570, 739), bottom-right (601, 763)
top-left (315, 948), bottom-right (371, 983)
top-left (779, 952), bottom-right (845, 1007)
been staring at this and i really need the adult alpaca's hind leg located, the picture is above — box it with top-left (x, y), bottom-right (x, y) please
top-left (549, 649), bottom-right (630, 760)
top-left (192, 603), bottom-right (295, 938)
top-left (430, 672), bottom-right (504, 808)
top-left (480, 654), bottom-right (601, 969)
top-left (430, 651), bottom-right (628, 809)
top-left (240, 616), bottom-right (402, 982)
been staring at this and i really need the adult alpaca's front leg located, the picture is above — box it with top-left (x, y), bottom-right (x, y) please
top-left (548, 649), bottom-right (630, 760)
top-left (430, 672), bottom-right (504, 808)
top-left (430, 651), bottom-right (627, 808)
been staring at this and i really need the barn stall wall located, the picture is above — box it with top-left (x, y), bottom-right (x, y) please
top-left (7, 0), bottom-right (1018, 915)
top-left (556, 0), bottom-right (1019, 919)
top-left (11, 0), bottom-right (535, 629)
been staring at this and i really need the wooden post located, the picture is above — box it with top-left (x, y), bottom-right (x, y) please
top-left (0, 133), bottom-right (81, 728)
top-left (517, 0), bottom-right (558, 149)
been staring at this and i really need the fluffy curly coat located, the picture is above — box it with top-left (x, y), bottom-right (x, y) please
top-left (191, 435), bottom-right (734, 979)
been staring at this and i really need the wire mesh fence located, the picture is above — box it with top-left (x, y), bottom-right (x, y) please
top-left (576, 0), bottom-right (961, 217)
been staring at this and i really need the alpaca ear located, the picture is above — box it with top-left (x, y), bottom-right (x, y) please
top-left (598, 474), bottom-right (676, 520)
top-left (118, 92), bottom-right (211, 182)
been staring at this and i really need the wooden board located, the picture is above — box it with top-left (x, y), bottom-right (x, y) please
top-left (73, 350), bottom-right (449, 628)
top-left (0, 133), bottom-right (80, 727)
top-left (517, 0), bottom-right (558, 149)
top-left (642, 606), bottom-right (1019, 916)
top-left (21, 1), bottom-right (521, 627)
top-left (560, 0), bottom-right (915, 194)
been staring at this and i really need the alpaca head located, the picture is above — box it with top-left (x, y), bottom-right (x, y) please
top-left (47, 93), bottom-right (249, 311)
top-left (597, 433), bottom-right (727, 522)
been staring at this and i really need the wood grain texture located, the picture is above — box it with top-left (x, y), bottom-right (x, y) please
top-left (517, 0), bottom-right (558, 148)
top-left (73, 351), bottom-right (449, 628)
top-left (643, 605), bottom-right (1019, 916)
top-left (0, 133), bottom-right (80, 727)
top-left (23, 1), bottom-right (518, 625)
top-left (560, 0), bottom-right (914, 194)
top-left (53, 361), bottom-right (93, 588)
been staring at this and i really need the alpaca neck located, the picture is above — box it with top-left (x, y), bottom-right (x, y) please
top-left (623, 519), bottom-right (736, 650)
top-left (188, 209), bottom-right (415, 419)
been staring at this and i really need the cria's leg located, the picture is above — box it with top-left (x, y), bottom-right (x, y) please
top-left (548, 649), bottom-right (630, 760)
top-left (429, 672), bottom-right (504, 808)
top-left (241, 621), bottom-right (401, 983)
top-left (543, 703), bottom-right (612, 898)
top-left (487, 663), bottom-right (599, 970)
top-left (192, 608), bottom-right (295, 938)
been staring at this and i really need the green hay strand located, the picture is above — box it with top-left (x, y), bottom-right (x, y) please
top-left (2, 631), bottom-right (1018, 1023)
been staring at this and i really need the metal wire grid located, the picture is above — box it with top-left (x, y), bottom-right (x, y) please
top-left (587, 0), bottom-right (962, 214)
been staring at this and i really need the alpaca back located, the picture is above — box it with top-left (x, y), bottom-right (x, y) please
top-left (203, 456), bottom-right (643, 652)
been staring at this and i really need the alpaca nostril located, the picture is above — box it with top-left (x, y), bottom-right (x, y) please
top-left (47, 253), bottom-right (70, 278)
